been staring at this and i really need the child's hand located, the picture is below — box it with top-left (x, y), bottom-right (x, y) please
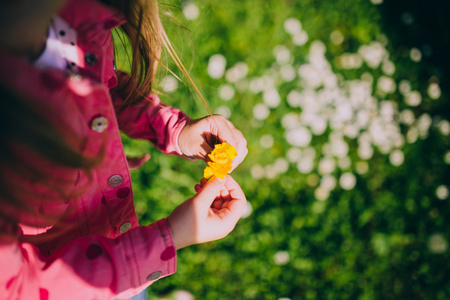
top-left (178, 115), bottom-right (248, 171)
top-left (166, 176), bottom-right (247, 250)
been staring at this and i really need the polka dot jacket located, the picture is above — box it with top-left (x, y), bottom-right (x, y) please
top-left (0, 0), bottom-right (190, 299)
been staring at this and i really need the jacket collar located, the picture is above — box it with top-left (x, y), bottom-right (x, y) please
top-left (58, 0), bottom-right (126, 33)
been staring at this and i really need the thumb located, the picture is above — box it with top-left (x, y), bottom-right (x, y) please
top-left (194, 176), bottom-right (225, 206)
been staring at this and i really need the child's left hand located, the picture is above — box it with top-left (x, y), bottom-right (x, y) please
top-left (167, 175), bottom-right (247, 249)
top-left (178, 115), bottom-right (247, 171)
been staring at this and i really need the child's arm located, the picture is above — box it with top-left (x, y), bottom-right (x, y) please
top-left (0, 219), bottom-right (175, 300)
top-left (0, 176), bottom-right (247, 299)
top-left (112, 87), bottom-right (190, 157)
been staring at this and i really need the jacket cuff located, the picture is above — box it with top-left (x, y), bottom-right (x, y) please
top-left (116, 219), bottom-right (177, 299)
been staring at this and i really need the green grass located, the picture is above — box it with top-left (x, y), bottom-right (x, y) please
top-left (121, 0), bottom-right (450, 299)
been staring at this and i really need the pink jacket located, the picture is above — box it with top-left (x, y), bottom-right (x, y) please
top-left (0, 0), bottom-right (189, 299)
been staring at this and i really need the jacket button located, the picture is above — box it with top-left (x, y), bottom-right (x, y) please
top-left (85, 52), bottom-right (98, 66)
top-left (147, 271), bottom-right (162, 281)
top-left (119, 221), bottom-right (132, 233)
top-left (108, 174), bottom-right (123, 187)
top-left (90, 116), bottom-right (108, 133)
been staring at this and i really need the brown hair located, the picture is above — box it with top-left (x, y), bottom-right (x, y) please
top-left (104, 0), bottom-right (212, 113)
top-left (103, 0), bottom-right (161, 104)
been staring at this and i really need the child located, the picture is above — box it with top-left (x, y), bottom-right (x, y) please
top-left (0, 0), bottom-right (248, 299)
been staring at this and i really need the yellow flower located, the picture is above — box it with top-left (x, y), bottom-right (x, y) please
top-left (204, 142), bottom-right (238, 179)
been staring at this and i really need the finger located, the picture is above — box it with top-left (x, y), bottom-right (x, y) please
top-left (211, 198), bottom-right (224, 210)
top-left (195, 178), bottom-right (209, 192)
top-left (200, 178), bottom-right (208, 187)
top-left (222, 119), bottom-right (247, 170)
top-left (224, 175), bottom-right (246, 202)
top-left (216, 176), bottom-right (247, 222)
top-left (194, 176), bottom-right (226, 207)
top-left (230, 133), bottom-right (247, 170)
top-left (220, 186), bottom-right (230, 200)
top-left (211, 115), bottom-right (237, 149)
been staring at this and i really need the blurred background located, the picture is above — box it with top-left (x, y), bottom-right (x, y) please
top-left (121, 0), bottom-right (450, 299)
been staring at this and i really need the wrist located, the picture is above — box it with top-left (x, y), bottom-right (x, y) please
top-left (166, 214), bottom-right (191, 250)
top-left (177, 123), bottom-right (197, 160)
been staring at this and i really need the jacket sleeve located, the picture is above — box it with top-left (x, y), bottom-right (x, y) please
top-left (112, 88), bottom-right (191, 157)
top-left (0, 219), bottom-right (176, 300)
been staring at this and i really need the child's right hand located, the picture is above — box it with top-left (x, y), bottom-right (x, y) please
top-left (166, 176), bottom-right (247, 250)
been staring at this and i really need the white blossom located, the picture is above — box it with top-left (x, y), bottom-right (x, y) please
top-left (207, 54), bottom-right (227, 79)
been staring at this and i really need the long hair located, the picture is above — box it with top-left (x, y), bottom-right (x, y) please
top-left (103, 0), bottom-right (161, 104)
top-left (104, 0), bottom-right (212, 113)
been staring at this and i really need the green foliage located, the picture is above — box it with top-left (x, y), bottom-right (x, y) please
top-left (112, 27), bottom-right (133, 75)
top-left (122, 0), bottom-right (450, 299)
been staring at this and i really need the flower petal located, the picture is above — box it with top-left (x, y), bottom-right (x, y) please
top-left (203, 142), bottom-right (238, 179)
